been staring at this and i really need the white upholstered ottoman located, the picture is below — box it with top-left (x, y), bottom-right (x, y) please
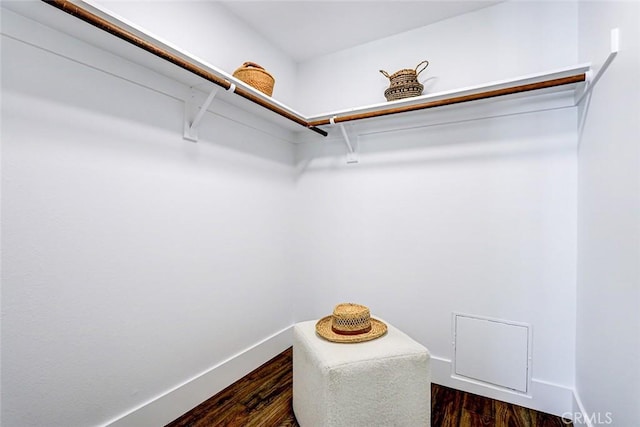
top-left (293, 320), bottom-right (431, 427)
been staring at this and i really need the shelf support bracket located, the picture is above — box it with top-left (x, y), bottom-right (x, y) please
top-left (330, 116), bottom-right (359, 164)
top-left (183, 86), bottom-right (220, 142)
top-left (576, 28), bottom-right (619, 105)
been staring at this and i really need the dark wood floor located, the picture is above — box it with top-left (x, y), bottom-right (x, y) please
top-left (430, 384), bottom-right (572, 427)
top-left (166, 348), bottom-right (572, 427)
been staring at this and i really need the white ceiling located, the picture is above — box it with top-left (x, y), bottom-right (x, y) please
top-left (220, 1), bottom-right (502, 62)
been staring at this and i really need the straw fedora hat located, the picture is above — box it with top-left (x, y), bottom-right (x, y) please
top-left (316, 303), bottom-right (387, 343)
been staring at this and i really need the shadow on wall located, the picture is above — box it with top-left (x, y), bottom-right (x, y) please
top-left (294, 106), bottom-right (576, 176)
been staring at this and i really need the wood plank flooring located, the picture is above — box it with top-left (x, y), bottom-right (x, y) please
top-left (431, 383), bottom-right (572, 427)
top-left (167, 348), bottom-right (297, 427)
top-left (166, 348), bottom-right (572, 427)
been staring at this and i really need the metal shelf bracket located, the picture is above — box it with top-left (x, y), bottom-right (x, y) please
top-left (576, 28), bottom-right (619, 105)
top-left (183, 86), bottom-right (220, 142)
top-left (330, 116), bottom-right (359, 164)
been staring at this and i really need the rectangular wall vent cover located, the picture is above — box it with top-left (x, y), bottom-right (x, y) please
top-left (452, 313), bottom-right (531, 393)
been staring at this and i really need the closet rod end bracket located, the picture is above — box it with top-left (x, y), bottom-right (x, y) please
top-left (576, 27), bottom-right (620, 105)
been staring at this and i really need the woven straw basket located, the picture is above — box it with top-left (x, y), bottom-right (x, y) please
top-left (233, 62), bottom-right (275, 96)
top-left (380, 60), bottom-right (429, 101)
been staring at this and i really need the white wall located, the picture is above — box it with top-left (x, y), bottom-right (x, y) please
top-left (1, 11), bottom-right (297, 426)
top-left (7, 0), bottom-right (630, 425)
top-left (293, 106), bottom-right (578, 413)
top-left (295, 0), bottom-right (578, 114)
top-left (291, 0), bottom-right (579, 414)
top-left (576, 1), bottom-right (640, 425)
top-left (95, 0), bottom-right (298, 106)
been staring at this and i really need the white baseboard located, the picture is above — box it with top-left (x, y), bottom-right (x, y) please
top-left (103, 333), bottom-right (577, 426)
top-left (570, 389), bottom-right (616, 426)
top-left (431, 355), bottom-right (574, 418)
top-left (104, 326), bottom-right (293, 427)
top-left (571, 390), bottom-right (596, 427)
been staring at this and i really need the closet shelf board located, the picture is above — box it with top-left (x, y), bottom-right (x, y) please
top-left (37, 0), bottom-right (327, 137)
top-left (11, 0), bottom-right (589, 139)
top-left (307, 69), bottom-right (587, 127)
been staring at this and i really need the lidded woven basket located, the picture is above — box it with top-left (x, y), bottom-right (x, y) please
top-left (380, 60), bottom-right (429, 102)
top-left (233, 62), bottom-right (275, 96)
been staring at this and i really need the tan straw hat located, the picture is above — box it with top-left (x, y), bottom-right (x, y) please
top-left (316, 303), bottom-right (387, 343)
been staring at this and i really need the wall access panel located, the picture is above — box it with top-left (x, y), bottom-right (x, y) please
top-left (453, 313), bottom-right (531, 393)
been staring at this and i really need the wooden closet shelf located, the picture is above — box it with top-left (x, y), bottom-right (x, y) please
top-left (41, 0), bottom-right (328, 137)
top-left (31, 0), bottom-right (589, 140)
top-left (308, 74), bottom-right (586, 127)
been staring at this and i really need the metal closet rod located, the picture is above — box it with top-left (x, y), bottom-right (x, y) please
top-left (42, 0), bottom-right (329, 137)
top-left (308, 74), bottom-right (586, 127)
